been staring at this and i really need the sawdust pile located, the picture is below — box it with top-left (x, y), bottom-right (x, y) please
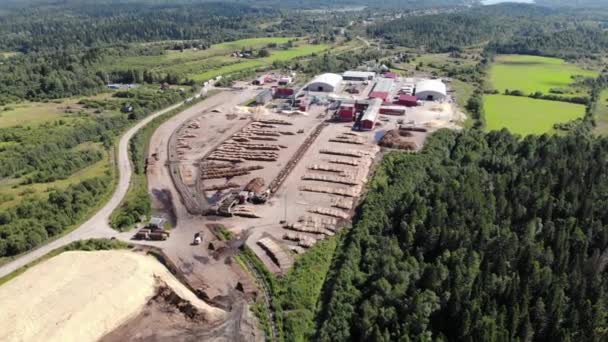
top-left (0, 250), bottom-right (224, 342)
top-left (379, 130), bottom-right (418, 151)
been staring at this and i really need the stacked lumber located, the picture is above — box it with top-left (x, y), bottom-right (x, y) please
top-left (251, 123), bottom-right (276, 129)
top-left (332, 198), bottom-right (354, 210)
top-left (244, 177), bottom-right (265, 193)
top-left (309, 207), bottom-right (349, 219)
top-left (283, 223), bottom-right (334, 236)
top-left (299, 185), bottom-right (357, 197)
top-left (283, 233), bottom-right (316, 248)
top-left (308, 164), bottom-right (347, 173)
top-left (320, 148), bottom-right (363, 158)
top-left (301, 173), bottom-right (359, 186)
top-left (200, 165), bottom-right (263, 179)
top-left (288, 245), bottom-right (306, 254)
top-left (203, 183), bottom-right (240, 191)
top-left (329, 134), bottom-right (365, 145)
top-left (329, 158), bottom-right (359, 166)
top-left (187, 120), bottom-right (200, 129)
top-left (256, 119), bottom-right (292, 125)
top-left (232, 205), bottom-right (260, 218)
top-left (242, 128), bottom-right (281, 137)
top-left (257, 238), bottom-right (294, 270)
top-left (298, 215), bottom-right (337, 226)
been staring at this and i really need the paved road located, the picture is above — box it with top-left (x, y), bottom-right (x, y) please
top-left (0, 88), bottom-right (210, 279)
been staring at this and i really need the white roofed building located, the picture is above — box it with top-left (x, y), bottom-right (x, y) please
top-left (342, 71), bottom-right (376, 82)
top-left (415, 79), bottom-right (447, 101)
top-left (307, 73), bottom-right (342, 93)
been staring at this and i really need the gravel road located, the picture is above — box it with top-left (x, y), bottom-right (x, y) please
top-left (0, 88), bottom-right (211, 279)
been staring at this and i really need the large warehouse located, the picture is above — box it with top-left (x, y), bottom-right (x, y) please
top-left (343, 71), bottom-right (376, 82)
top-left (306, 73), bottom-right (342, 92)
top-left (415, 79), bottom-right (447, 101)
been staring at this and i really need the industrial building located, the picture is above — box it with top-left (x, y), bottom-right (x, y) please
top-left (361, 98), bottom-right (382, 130)
top-left (337, 103), bottom-right (356, 121)
top-left (368, 78), bottom-right (394, 102)
top-left (306, 73), bottom-right (342, 92)
top-left (396, 94), bottom-right (418, 107)
top-left (342, 71), bottom-right (376, 82)
top-left (415, 79), bottom-right (447, 101)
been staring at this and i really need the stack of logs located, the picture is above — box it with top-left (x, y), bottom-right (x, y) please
top-left (329, 133), bottom-right (365, 145)
top-left (200, 162), bottom-right (263, 180)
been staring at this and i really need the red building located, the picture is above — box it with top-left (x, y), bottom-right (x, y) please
top-left (274, 87), bottom-right (294, 98)
top-left (361, 99), bottom-right (382, 130)
top-left (369, 91), bottom-right (390, 102)
top-left (396, 94), bottom-right (418, 107)
top-left (338, 104), bottom-right (356, 121)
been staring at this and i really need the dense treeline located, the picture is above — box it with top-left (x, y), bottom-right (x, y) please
top-left (369, 4), bottom-right (608, 57)
top-left (0, 177), bottom-right (112, 257)
top-left (0, 2), bottom-right (273, 52)
top-left (317, 129), bottom-right (608, 341)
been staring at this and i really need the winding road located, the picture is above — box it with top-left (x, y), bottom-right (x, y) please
top-left (0, 88), bottom-right (210, 279)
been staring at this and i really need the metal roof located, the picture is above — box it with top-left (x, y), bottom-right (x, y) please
top-left (372, 78), bottom-right (394, 93)
top-left (362, 98), bottom-right (382, 123)
top-left (343, 71), bottom-right (376, 79)
top-left (415, 79), bottom-right (447, 96)
top-left (309, 73), bottom-right (342, 88)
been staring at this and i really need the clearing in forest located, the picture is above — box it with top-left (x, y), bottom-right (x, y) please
top-left (593, 89), bottom-right (608, 136)
top-left (489, 54), bottom-right (596, 96)
top-left (484, 95), bottom-right (585, 135)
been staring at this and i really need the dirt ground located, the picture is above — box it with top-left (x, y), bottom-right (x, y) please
top-left (0, 250), bottom-right (223, 342)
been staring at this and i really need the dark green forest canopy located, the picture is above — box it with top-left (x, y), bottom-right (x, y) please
top-left (317, 129), bottom-right (608, 341)
top-left (368, 4), bottom-right (608, 56)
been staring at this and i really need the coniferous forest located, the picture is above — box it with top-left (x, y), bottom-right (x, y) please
top-left (317, 129), bottom-right (608, 341)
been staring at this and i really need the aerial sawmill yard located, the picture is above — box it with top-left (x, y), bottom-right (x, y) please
top-left (5, 1), bottom-right (608, 341)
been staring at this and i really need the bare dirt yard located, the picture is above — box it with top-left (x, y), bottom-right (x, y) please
top-left (0, 250), bottom-right (224, 342)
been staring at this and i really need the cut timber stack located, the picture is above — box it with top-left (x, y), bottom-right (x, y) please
top-left (308, 164), bottom-right (347, 173)
top-left (203, 183), bottom-right (240, 191)
top-left (244, 177), bottom-right (265, 194)
top-left (284, 223), bottom-right (334, 236)
top-left (299, 185), bottom-right (357, 197)
top-left (329, 158), bottom-right (359, 166)
top-left (283, 233), bottom-right (317, 248)
top-left (232, 205), bottom-right (260, 218)
top-left (308, 207), bottom-right (349, 219)
top-left (256, 119), bottom-right (292, 125)
top-left (257, 237), bottom-right (294, 271)
top-left (332, 198), bottom-right (354, 210)
top-left (329, 134), bottom-right (365, 145)
top-left (301, 173), bottom-right (359, 186)
top-left (320, 148), bottom-right (363, 158)
top-left (201, 165), bottom-right (263, 180)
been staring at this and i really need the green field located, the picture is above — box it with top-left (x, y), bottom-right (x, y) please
top-left (101, 37), bottom-right (329, 82)
top-left (593, 88), bottom-right (608, 135)
top-left (484, 95), bottom-right (586, 135)
top-left (489, 55), bottom-right (596, 96)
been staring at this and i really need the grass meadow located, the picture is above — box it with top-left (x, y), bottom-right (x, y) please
top-left (484, 95), bottom-right (586, 135)
top-left (489, 55), bottom-right (596, 96)
top-left (593, 89), bottom-right (608, 136)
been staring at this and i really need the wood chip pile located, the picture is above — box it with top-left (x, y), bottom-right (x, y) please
top-left (379, 130), bottom-right (418, 151)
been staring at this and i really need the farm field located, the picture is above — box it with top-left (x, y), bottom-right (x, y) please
top-left (102, 37), bottom-right (329, 82)
top-left (489, 54), bottom-right (597, 96)
top-left (484, 95), bottom-right (586, 135)
top-left (593, 89), bottom-right (608, 135)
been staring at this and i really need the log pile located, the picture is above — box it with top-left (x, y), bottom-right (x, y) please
top-left (288, 245), bottom-right (306, 254)
top-left (201, 165), bottom-right (263, 179)
top-left (244, 177), bottom-right (265, 193)
top-left (232, 205), bottom-right (260, 218)
top-left (283, 233), bottom-right (316, 248)
top-left (308, 164), bottom-right (347, 173)
top-left (284, 222), bottom-right (334, 236)
top-left (308, 207), bottom-right (349, 219)
top-left (329, 134), bottom-right (365, 145)
top-left (203, 182), bottom-right (240, 191)
top-left (320, 148), bottom-right (363, 158)
top-left (256, 119), bottom-right (292, 125)
top-left (329, 158), bottom-right (359, 166)
top-left (332, 198), bottom-right (354, 210)
top-left (301, 173), bottom-right (359, 186)
top-left (299, 185), bottom-right (357, 197)
top-left (257, 238), bottom-right (294, 270)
